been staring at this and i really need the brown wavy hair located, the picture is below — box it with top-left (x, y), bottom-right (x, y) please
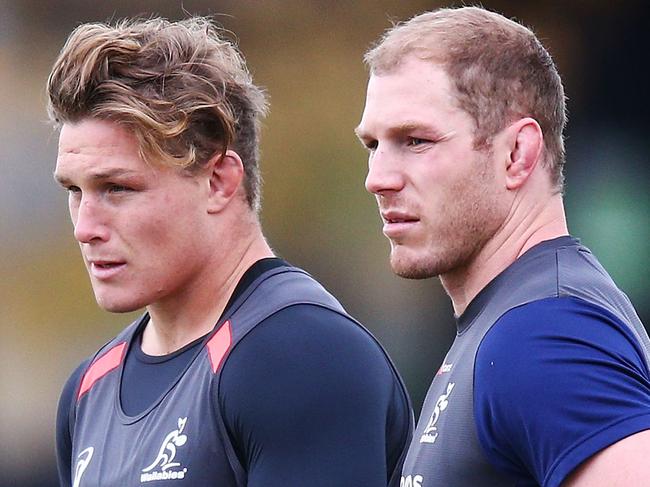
top-left (47, 17), bottom-right (268, 210)
top-left (365, 7), bottom-right (567, 192)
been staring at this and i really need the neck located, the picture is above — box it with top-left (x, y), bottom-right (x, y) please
top-left (440, 193), bottom-right (568, 316)
top-left (142, 219), bottom-right (273, 355)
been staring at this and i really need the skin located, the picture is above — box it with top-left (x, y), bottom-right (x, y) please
top-left (357, 55), bottom-right (650, 485)
top-left (563, 430), bottom-right (650, 486)
top-left (55, 118), bottom-right (273, 355)
top-left (356, 56), bottom-right (567, 315)
top-left (357, 58), bottom-right (509, 284)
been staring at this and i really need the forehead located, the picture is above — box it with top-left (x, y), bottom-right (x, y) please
top-left (55, 119), bottom-right (154, 179)
top-left (58, 119), bottom-right (137, 158)
top-left (358, 57), bottom-right (461, 133)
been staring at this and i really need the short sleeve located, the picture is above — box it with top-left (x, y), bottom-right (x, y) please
top-left (474, 296), bottom-right (650, 487)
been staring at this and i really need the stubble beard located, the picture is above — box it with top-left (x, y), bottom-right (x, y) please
top-left (389, 153), bottom-right (505, 280)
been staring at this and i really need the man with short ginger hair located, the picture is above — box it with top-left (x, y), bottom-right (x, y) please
top-left (50, 17), bottom-right (412, 486)
top-left (356, 6), bottom-right (650, 487)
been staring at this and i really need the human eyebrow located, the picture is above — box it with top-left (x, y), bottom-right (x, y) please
top-left (88, 168), bottom-right (140, 181)
top-left (389, 122), bottom-right (443, 140)
top-left (53, 168), bottom-right (142, 189)
top-left (355, 121), bottom-right (444, 141)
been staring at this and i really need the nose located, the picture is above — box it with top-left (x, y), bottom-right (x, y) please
top-left (364, 147), bottom-right (404, 195)
top-left (72, 195), bottom-right (109, 244)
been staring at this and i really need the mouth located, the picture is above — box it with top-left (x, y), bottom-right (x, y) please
top-left (380, 211), bottom-right (420, 237)
top-left (381, 209), bottom-right (419, 223)
top-left (383, 216), bottom-right (419, 224)
top-left (87, 259), bottom-right (126, 279)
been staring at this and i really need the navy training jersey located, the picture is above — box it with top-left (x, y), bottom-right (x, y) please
top-left (57, 261), bottom-right (413, 486)
top-left (401, 236), bottom-right (650, 487)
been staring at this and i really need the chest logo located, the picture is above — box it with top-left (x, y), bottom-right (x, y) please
top-left (73, 447), bottom-right (94, 487)
top-left (141, 417), bottom-right (189, 483)
top-left (420, 382), bottom-right (455, 444)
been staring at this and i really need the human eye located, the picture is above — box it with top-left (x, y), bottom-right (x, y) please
top-left (107, 183), bottom-right (133, 194)
top-left (65, 185), bottom-right (81, 206)
top-left (407, 137), bottom-right (429, 147)
top-left (64, 185), bottom-right (82, 199)
top-left (363, 139), bottom-right (378, 152)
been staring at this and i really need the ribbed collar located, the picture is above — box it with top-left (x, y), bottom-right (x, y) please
top-left (455, 235), bottom-right (579, 334)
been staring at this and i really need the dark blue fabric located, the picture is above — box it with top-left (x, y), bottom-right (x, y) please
top-left (474, 296), bottom-right (650, 487)
top-left (56, 359), bottom-right (88, 487)
top-left (220, 303), bottom-right (409, 487)
top-left (121, 333), bottom-right (204, 415)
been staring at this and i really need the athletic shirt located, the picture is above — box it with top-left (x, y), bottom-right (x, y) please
top-left (57, 260), bottom-right (413, 486)
top-left (401, 236), bottom-right (650, 487)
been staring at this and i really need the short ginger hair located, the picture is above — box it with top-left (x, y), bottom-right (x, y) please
top-left (366, 7), bottom-right (567, 191)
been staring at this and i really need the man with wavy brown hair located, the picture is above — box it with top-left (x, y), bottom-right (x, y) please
top-left (49, 17), bottom-right (412, 486)
top-left (356, 6), bottom-right (650, 487)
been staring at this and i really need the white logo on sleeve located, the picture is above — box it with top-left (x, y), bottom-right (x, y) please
top-left (420, 382), bottom-right (455, 444)
top-left (141, 417), bottom-right (189, 483)
top-left (73, 447), bottom-right (94, 487)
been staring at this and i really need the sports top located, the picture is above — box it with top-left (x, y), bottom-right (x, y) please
top-left (57, 261), bottom-right (413, 486)
top-left (401, 236), bottom-right (650, 487)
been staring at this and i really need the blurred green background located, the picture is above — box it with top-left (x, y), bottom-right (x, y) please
top-left (1, 0), bottom-right (648, 484)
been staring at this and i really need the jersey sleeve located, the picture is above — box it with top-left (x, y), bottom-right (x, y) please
top-left (56, 359), bottom-right (90, 487)
top-left (218, 303), bottom-right (411, 487)
top-left (474, 296), bottom-right (650, 487)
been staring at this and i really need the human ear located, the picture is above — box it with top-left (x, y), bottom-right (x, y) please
top-left (206, 149), bottom-right (245, 213)
top-left (504, 118), bottom-right (544, 190)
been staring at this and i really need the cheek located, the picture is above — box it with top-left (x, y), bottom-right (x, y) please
top-left (145, 200), bottom-right (204, 251)
top-left (143, 219), bottom-right (192, 261)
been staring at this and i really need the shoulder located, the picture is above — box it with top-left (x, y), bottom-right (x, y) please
top-left (217, 303), bottom-right (411, 481)
top-left (474, 296), bottom-right (650, 486)
top-left (221, 303), bottom-right (403, 401)
top-left (58, 358), bottom-right (91, 418)
top-left (476, 296), bottom-right (648, 376)
top-left (56, 358), bottom-right (91, 484)
top-left (475, 296), bottom-right (650, 416)
top-left (56, 358), bottom-right (92, 463)
top-left (62, 320), bottom-right (140, 411)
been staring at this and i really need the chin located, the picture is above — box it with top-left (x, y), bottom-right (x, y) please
top-left (390, 252), bottom-right (440, 280)
top-left (94, 293), bottom-right (145, 314)
top-left (389, 242), bottom-right (468, 279)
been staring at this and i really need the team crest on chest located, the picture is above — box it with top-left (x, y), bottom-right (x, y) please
top-left (420, 382), bottom-right (455, 444)
top-left (140, 417), bottom-right (189, 483)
